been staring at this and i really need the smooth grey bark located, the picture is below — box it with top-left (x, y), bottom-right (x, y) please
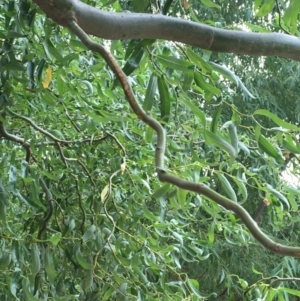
top-left (33, 0), bottom-right (300, 61)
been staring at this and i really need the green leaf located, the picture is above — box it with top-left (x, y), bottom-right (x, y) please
top-left (216, 173), bottom-right (237, 202)
top-left (227, 121), bottom-right (238, 154)
top-left (282, 134), bottom-right (300, 154)
top-left (0, 179), bottom-right (8, 206)
top-left (183, 69), bottom-right (194, 91)
top-left (157, 75), bottom-right (171, 122)
top-left (143, 73), bottom-right (157, 111)
top-left (143, 203), bottom-right (158, 221)
top-left (22, 279), bottom-right (42, 301)
top-left (102, 287), bottom-right (114, 301)
top-left (82, 225), bottom-right (96, 242)
top-left (35, 58), bottom-right (46, 82)
top-left (206, 130), bottom-right (237, 159)
top-left (177, 188), bottom-right (187, 208)
top-left (44, 246), bottom-right (56, 284)
top-left (266, 184), bottom-right (290, 209)
top-left (157, 55), bottom-right (194, 72)
top-left (181, 93), bottom-right (206, 127)
top-left (187, 278), bottom-right (213, 298)
top-left (254, 109), bottom-right (300, 131)
top-left (256, 0), bottom-right (275, 17)
top-left (152, 184), bottom-right (170, 198)
top-left (7, 31), bottom-right (26, 38)
top-left (186, 48), bottom-right (213, 72)
top-left (279, 287), bottom-right (300, 297)
top-left (200, 0), bottom-right (221, 9)
top-left (43, 39), bottom-right (63, 62)
top-left (171, 231), bottom-right (183, 246)
top-left (122, 46), bottom-right (144, 76)
top-left (210, 106), bottom-right (222, 133)
top-left (75, 246), bottom-right (93, 270)
top-left (257, 133), bottom-right (284, 163)
top-left (49, 232), bottom-right (62, 246)
top-left (194, 72), bottom-right (221, 96)
top-left (209, 62), bottom-right (254, 98)
top-left (41, 170), bottom-right (63, 181)
top-left (232, 176), bottom-right (248, 204)
top-left (208, 222), bottom-right (215, 244)
top-left (30, 243), bottom-right (41, 276)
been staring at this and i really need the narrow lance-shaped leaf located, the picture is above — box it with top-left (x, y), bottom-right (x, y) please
top-left (257, 134), bottom-right (284, 163)
top-left (30, 243), bottom-right (41, 276)
top-left (210, 106), bottom-right (223, 133)
top-left (232, 175), bottom-right (248, 204)
top-left (254, 109), bottom-right (300, 131)
top-left (182, 68), bottom-right (194, 91)
top-left (282, 136), bottom-right (300, 154)
top-left (227, 121), bottom-right (239, 154)
top-left (200, 0), bottom-right (221, 9)
top-left (177, 188), bottom-right (187, 208)
top-left (143, 73), bottom-right (158, 111)
top-left (43, 65), bottom-right (52, 89)
top-left (122, 46), bottom-right (144, 76)
top-left (22, 279), bottom-right (41, 301)
top-left (44, 246), bottom-right (56, 284)
top-left (157, 75), bottom-right (171, 122)
top-left (256, 0), bottom-right (275, 17)
top-left (35, 58), bottom-right (46, 82)
top-left (186, 48), bottom-right (213, 72)
top-left (157, 55), bottom-right (194, 72)
top-left (152, 183), bottom-right (170, 199)
top-left (194, 72), bottom-right (221, 96)
top-left (208, 222), bottom-right (215, 244)
top-left (124, 39), bottom-right (140, 60)
top-left (75, 246), bottom-right (93, 270)
top-left (209, 62), bottom-right (254, 98)
top-left (216, 173), bottom-right (237, 203)
top-left (206, 130), bottom-right (237, 159)
top-left (266, 184), bottom-right (290, 209)
top-left (181, 92), bottom-right (206, 127)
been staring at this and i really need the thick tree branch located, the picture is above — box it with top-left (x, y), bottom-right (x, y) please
top-left (32, 0), bottom-right (300, 61)
top-left (66, 18), bottom-right (300, 257)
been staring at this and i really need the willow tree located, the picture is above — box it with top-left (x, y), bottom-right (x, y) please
top-left (1, 0), bottom-right (300, 300)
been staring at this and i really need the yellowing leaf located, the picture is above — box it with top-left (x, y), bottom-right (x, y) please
top-left (100, 184), bottom-right (109, 203)
top-left (43, 65), bottom-right (52, 88)
top-left (121, 162), bottom-right (126, 174)
top-left (183, 0), bottom-right (190, 9)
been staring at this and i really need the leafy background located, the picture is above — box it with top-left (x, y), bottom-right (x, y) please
top-left (1, 0), bottom-right (300, 300)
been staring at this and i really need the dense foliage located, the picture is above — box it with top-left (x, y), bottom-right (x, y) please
top-left (1, 0), bottom-right (300, 300)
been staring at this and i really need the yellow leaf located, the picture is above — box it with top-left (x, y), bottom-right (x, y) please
top-left (100, 184), bottom-right (109, 203)
top-left (121, 162), bottom-right (126, 174)
top-left (182, 0), bottom-right (190, 9)
top-left (43, 66), bottom-right (52, 88)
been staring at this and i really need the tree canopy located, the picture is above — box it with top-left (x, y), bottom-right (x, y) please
top-left (1, 0), bottom-right (300, 300)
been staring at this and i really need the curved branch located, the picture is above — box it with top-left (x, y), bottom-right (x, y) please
top-left (66, 18), bottom-right (300, 257)
top-left (0, 111), bottom-right (31, 163)
top-left (7, 109), bottom-right (71, 144)
top-left (33, 0), bottom-right (300, 61)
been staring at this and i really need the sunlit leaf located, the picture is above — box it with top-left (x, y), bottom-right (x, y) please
top-left (43, 65), bottom-right (52, 88)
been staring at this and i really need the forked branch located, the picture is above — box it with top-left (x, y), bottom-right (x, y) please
top-left (65, 18), bottom-right (300, 257)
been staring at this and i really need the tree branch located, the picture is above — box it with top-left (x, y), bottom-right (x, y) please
top-left (0, 111), bottom-right (31, 163)
top-left (66, 17), bottom-right (300, 257)
top-left (32, 0), bottom-right (300, 61)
